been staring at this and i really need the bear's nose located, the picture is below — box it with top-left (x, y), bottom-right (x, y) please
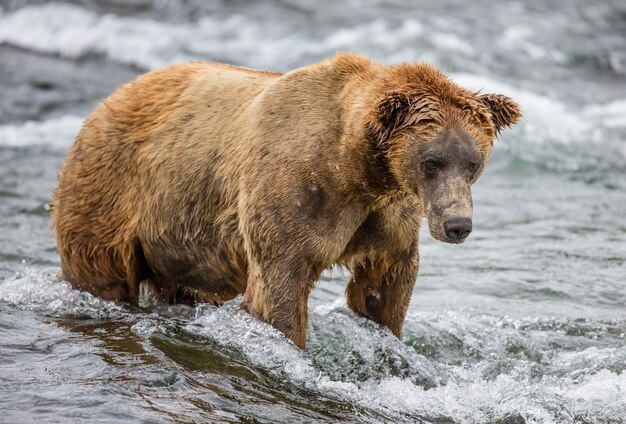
top-left (444, 218), bottom-right (472, 240)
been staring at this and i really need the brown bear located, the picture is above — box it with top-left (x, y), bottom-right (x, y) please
top-left (52, 53), bottom-right (521, 349)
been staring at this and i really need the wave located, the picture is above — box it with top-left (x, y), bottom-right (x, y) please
top-left (0, 268), bottom-right (126, 318)
top-left (0, 115), bottom-right (83, 149)
top-left (1, 268), bottom-right (625, 422)
top-left (584, 99), bottom-right (626, 129)
top-left (3, 1), bottom-right (625, 80)
top-left (0, 4), bottom-right (452, 71)
top-left (1, 3), bottom-right (624, 170)
top-left (453, 73), bottom-right (592, 142)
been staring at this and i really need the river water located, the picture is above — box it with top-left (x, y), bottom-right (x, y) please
top-left (1, 1), bottom-right (625, 422)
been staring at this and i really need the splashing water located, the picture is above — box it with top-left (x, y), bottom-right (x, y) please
top-left (1, 268), bottom-right (625, 422)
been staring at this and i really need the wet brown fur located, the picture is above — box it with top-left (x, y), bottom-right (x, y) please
top-left (52, 53), bottom-right (520, 348)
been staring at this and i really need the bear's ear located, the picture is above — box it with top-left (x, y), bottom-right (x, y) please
top-left (478, 93), bottom-right (522, 135)
top-left (367, 90), bottom-right (411, 144)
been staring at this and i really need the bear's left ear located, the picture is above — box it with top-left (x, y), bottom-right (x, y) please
top-left (478, 93), bottom-right (522, 135)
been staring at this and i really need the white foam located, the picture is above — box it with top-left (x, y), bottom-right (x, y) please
top-left (452, 73), bottom-right (593, 144)
top-left (498, 25), bottom-right (567, 64)
top-left (0, 4), bottom-right (427, 72)
top-left (183, 299), bottom-right (445, 417)
top-left (584, 99), bottom-right (626, 128)
top-left (1, 268), bottom-right (624, 421)
top-left (554, 346), bottom-right (626, 379)
top-left (325, 18), bottom-right (424, 51)
top-left (499, 25), bottom-right (533, 48)
top-left (430, 33), bottom-right (476, 56)
top-left (0, 4), bottom-right (189, 69)
top-left (0, 268), bottom-right (126, 318)
top-left (0, 115), bottom-right (83, 149)
top-left (179, 300), bottom-right (626, 422)
top-left (0, 3), bottom-right (312, 70)
top-left (565, 369), bottom-right (626, 403)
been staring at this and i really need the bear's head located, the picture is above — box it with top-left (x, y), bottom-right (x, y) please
top-left (365, 64), bottom-right (521, 244)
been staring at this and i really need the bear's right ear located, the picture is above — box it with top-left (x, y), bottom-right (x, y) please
top-left (366, 91), bottom-right (411, 144)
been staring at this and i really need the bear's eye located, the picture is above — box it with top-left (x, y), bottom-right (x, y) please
top-left (468, 161), bottom-right (480, 174)
top-left (422, 159), bottom-right (445, 179)
top-left (467, 161), bottom-right (481, 181)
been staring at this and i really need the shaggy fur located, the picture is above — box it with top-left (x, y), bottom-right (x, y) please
top-left (52, 53), bottom-right (521, 348)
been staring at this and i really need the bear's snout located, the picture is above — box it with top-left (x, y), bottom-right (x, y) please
top-left (443, 217), bottom-right (472, 241)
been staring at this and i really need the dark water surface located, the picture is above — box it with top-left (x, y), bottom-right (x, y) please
top-left (1, 1), bottom-right (625, 422)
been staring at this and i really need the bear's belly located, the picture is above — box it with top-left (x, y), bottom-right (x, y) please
top-left (141, 235), bottom-right (249, 303)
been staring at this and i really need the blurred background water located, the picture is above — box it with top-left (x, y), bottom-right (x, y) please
top-left (0, 1), bottom-right (625, 422)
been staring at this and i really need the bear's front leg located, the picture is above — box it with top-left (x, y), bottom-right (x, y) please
top-left (242, 259), bottom-right (314, 349)
top-left (346, 248), bottom-right (419, 338)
